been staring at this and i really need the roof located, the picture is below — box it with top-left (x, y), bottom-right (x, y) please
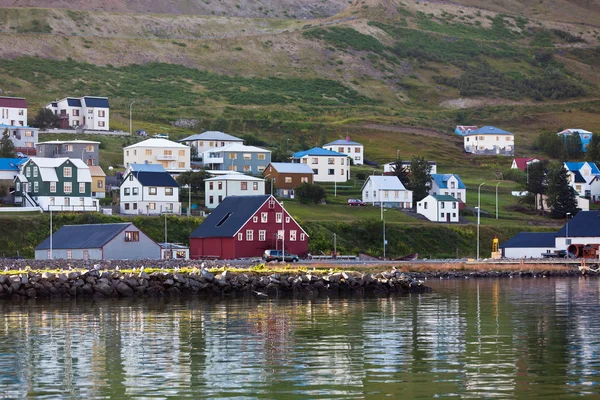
top-left (564, 162), bottom-right (600, 175)
top-left (363, 175), bottom-right (407, 190)
top-left (66, 98), bottom-right (82, 107)
top-left (36, 223), bottom-right (133, 250)
top-left (0, 97), bottom-right (26, 108)
top-left (190, 195), bottom-right (271, 238)
top-left (268, 163), bottom-right (314, 174)
top-left (556, 211), bottom-right (600, 237)
top-left (131, 171), bottom-right (179, 187)
top-left (572, 171), bottom-right (586, 184)
top-left (500, 232), bottom-right (557, 249)
top-left (557, 129), bottom-right (592, 136)
top-left (27, 157), bottom-right (91, 182)
top-left (456, 125), bottom-right (478, 131)
top-left (205, 174), bottom-right (265, 182)
top-left (179, 131), bottom-right (243, 143)
top-left (431, 194), bottom-right (458, 202)
top-left (431, 174), bottom-right (466, 190)
top-left (89, 165), bottom-right (106, 177)
top-left (37, 140), bottom-right (100, 145)
top-left (128, 163), bottom-right (167, 173)
top-left (124, 138), bottom-right (189, 149)
top-left (0, 158), bottom-right (27, 171)
top-left (0, 124), bottom-right (37, 130)
top-left (513, 157), bottom-right (538, 171)
top-left (467, 126), bottom-right (513, 136)
top-left (324, 139), bottom-right (362, 146)
top-left (83, 97), bottom-right (109, 108)
top-left (292, 147), bottom-right (348, 158)
top-left (205, 143), bottom-right (270, 153)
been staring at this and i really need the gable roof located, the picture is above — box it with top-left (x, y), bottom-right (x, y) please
top-left (27, 157), bottom-right (91, 182)
top-left (205, 174), bottom-right (265, 182)
top-left (0, 97), bottom-right (26, 108)
top-left (362, 175), bottom-right (407, 191)
top-left (179, 131), bottom-right (243, 143)
top-left (292, 147), bottom-right (348, 158)
top-left (513, 157), bottom-right (538, 171)
top-left (324, 139), bottom-right (362, 146)
top-left (268, 162), bottom-right (314, 174)
top-left (556, 211), bottom-right (600, 237)
top-left (564, 162), bottom-right (600, 175)
top-left (500, 232), bottom-right (557, 249)
top-left (205, 143), bottom-right (270, 153)
top-left (190, 195), bottom-right (271, 238)
top-left (124, 138), bottom-right (189, 149)
top-left (83, 97), bottom-right (109, 108)
top-left (572, 171), bottom-right (586, 184)
top-left (431, 194), bottom-right (458, 202)
top-left (128, 163), bottom-right (167, 173)
top-left (89, 165), bottom-right (106, 177)
top-left (66, 98), bottom-right (82, 107)
top-left (0, 158), bottom-right (27, 171)
top-left (467, 126), bottom-right (513, 136)
top-left (431, 174), bottom-right (466, 189)
top-left (36, 223), bottom-right (133, 250)
top-left (130, 171), bottom-right (179, 187)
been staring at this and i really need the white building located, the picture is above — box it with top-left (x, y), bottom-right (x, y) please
top-left (123, 138), bottom-right (190, 174)
top-left (323, 137), bottom-right (364, 165)
top-left (291, 147), bottom-right (349, 183)
top-left (564, 162), bottom-right (600, 198)
top-left (119, 167), bottom-right (181, 215)
top-left (429, 174), bottom-right (467, 204)
top-left (204, 174), bottom-right (265, 209)
top-left (416, 195), bottom-right (460, 223)
top-left (361, 175), bottom-right (413, 209)
top-left (0, 97), bottom-right (27, 127)
top-left (382, 160), bottom-right (437, 175)
top-left (45, 96), bottom-right (110, 131)
top-left (463, 126), bottom-right (514, 156)
top-left (178, 131), bottom-right (243, 153)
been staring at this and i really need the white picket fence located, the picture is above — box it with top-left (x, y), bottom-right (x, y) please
top-left (0, 207), bottom-right (43, 213)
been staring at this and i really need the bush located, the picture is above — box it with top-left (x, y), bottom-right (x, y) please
top-left (295, 183), bottom-right (327, 204)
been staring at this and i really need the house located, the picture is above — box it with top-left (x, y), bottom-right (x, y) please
top-left (500, 211), bottom-right (600, 258)
top-left (429, 174), bottom-right (467, 205)
top-left (159, 243), bottom-right (190, 260)
top-left (0, 158), bottom-right (27, 202)
top-left (119, 165), bottom-right (180, 215)
top-left (178, 131), bottom-right (243, 155)
top-left (199, 143), bottom-right (271, 174)
top-left (454, 126), bottom-right (478, 136)
top-left (204, 174), bottom-right (265, 209)
top-left (0, 96), bottom-right (27, 127)
top-left (383, 160), bottom-right (437, 175)
top-left (291, 147), bottom-right (350, 183)
top-left (45, 96), bottom-right (110, 131)
top-left (361, 175), bottom-right (413, 209)
top-left (34, 222), bottom-right (161, 260)
top-left (564, 162), bottom-right (600, 199)
top-left (463, 126), bottom-right (514, 156)
top-left (417, 195), bottom-right (460, 223)
top-left (263, 162), bottom-right (314, 198)
top-left (123, 138), bottom-right (190, 174)
top-left (0, 124), bottom-right (38, 156)
top-left (89, 165), bottom-right (106, 199)
top-left (323, 136), bottom-right (364, 165)
top-left (590, 177), bottom-right (600, 203)
top-left (511, 157), bottom-right (540, 172)
top-left (13, 157), bottom-right (99, 211)
top-left (36, 140), bottom-right (100, 166)
top-left (557, 129), bottom-right (593, 152)
top-left (189, 194), bottom-right (309, 260)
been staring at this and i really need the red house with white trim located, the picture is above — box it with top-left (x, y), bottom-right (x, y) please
top-left (189, 194), bottom-right (309, 259)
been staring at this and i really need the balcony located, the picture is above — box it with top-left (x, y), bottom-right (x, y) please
top-left (156, 154), bottom-right (178, 161)
top-left (204, 157), bottom-right (224, 164)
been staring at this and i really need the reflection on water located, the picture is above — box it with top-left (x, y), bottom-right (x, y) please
top-left (2, 278), bottom-right (600, 398)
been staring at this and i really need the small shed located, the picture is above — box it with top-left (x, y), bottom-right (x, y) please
top-left (417, 195), bottom-right (459, 223)
top-left (159, 243), bottom-right (190, 259)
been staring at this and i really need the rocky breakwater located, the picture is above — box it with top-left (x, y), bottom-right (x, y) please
top-left (0, 269), bottom-right (431, 300)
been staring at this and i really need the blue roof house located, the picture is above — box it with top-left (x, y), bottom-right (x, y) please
top-left (557, 129), bottom-right (593, 152)
top-left (463, 126), bottom-right (514, 156)
top-left (323, 136), bottom-right (364, 165)
top-left (564, 162), bottom-right (600, 199)
top-left (292, 147), bottom-right (350, 183)
top-left (429, 174), bottom-right (467, 204)
top-left (119, 166), bottom-right (180, 215)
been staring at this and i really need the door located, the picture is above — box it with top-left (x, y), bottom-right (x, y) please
top-left (447, 212), bottom-right (451, 222)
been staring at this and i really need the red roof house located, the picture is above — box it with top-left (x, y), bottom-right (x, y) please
top-left (189, 194), bottom-right (309, 260)
top-left (511, 157), bottom-right (540, 171)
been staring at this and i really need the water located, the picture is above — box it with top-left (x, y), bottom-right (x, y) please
top-left (2, 277), bottom-right (600, 398)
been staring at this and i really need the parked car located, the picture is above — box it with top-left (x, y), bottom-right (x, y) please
top-left (136, 130), bottom-right (147, 136)
top-left (154, 133), bottom-right (169, 139)
top-left (348, 198), bottom-right (366, 206)
top-left (263, 249), bottom-right (299, 262)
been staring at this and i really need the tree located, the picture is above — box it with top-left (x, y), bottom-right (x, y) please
top-left (534, 131), bottom-right (564, 158)
top-left (177, 169), bottom-right (208, 194)
top-left (295, 183), bottom-right (326, 204)
top-left (271, 147), bottom-right (290, 162)
top-left (586, 134), bottom-right (600, 164)
top-left (565, 132), bottom-right (583, 160)
top-left (546, 163), bottom-right (578, 219)
top-left (524, 161), bottom-right (546, 212)
top-left (408, 156), bottom-right (432, 204)
top-left (0, 129), bottom-right (16, 158)
top-left (31, 108), bottom-right (59, 129)
top-left (390, 159), bottom-right (410, 188)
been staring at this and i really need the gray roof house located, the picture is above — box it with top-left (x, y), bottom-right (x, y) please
top-left (36, 140), bottom-right (101, 166)
top-left (35, 222), bottom-right (161, 260)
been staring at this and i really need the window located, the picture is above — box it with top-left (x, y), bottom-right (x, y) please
top-left (506, 137), bottom-right (511, 141)
top-left (33, 182), bottom-right (38, 193)
top-left (261, 212), bottom-right (268, 223)
top-left (129, 174), bottom-right (133, 181)
top-left (479, 136), bottom-right (484, 140)
top-left (50, 182), bottom-right (56, 193)
top-left (258, 154), bottom-right (266, 160)
top-left (97, 180), bottom-right (103, 189)
top-left (328, 158), bottom-right (334, 165)
top-left (132, 187), bottom-right (138, 195)
top-left (453, 213), bottom-right (456, 218)
top-left (246, 230), bottom-right (253, 241)
top-left (86, 145), bottom-right (94, 152)
top-left (64, 167), bottom-right (72, 177)
top-left (241, 182), bottom-right (248, 190)
top-left (253, 216), bottom-right (258, 223)
top-left (64, 182), bottom-right (72, 193)
top-left (394, 191), bottom-right (399, 198)
top-left (301, 177), bottom-right (308, 183)
top-left (355, 147), bottom-right (360, 153)
top-left (124, 203), bottom-right (130, 210)
top-left (98, 121), bottom-right (105, 127)
top-left (179, 150), bottom-right (185, 156)
top-left (218, 195), bottom-right (222, 203)
top-left (338, 147), bottom-right (344, 152)
top-left (290, 230), bottom-right (297, 241)
top-left (24, 130), bottom-right (33, 137)
top-left (259, 230), bottom-right (266, 241)
top-left (441, 213), bottom-right (445, 218)
top-left (253, 182), bottom-right (258, 190)
top-left (312, 158), bottom-right (318, 164)
top-left (146, 149), bottom-right (152, 155)
top-left (149, 187), bottom-right (157, 195)
top-left (257, 166), bottom-right (265, 173)
top-left (209, 141), bottom-right (214, 147)
top-left (33, 167), bottom-right (38, 177)
top-left (452, 202), bottom-right (457, 209)
top-left (424, 202), bottom-right (428, 209)
top-left (218, 182), bottom-right (223, 190)
top-left (148, 203), bottom-right (156, 210)
top-left (88, 109), bottom-right (94, 114)
top-left (124, 188), bottom-right (131, 196)
top-left (441, 202), bottom-right (445, 209)
top-left (133, 203), bottom-right (137, 210)
top-left (457, 193), bottom-right (462, 200)
top-left (341, 169), bottom-right (344, 175)
top-left (72, 110), bottom-right (79, 116)
top-left (229, 153), bottom-right (237, 160)
top-left (243, 153), bottom-right (251, 160)
top-left (65, 145), bottom-right (73, 152)
top-left (125, 231), bottom-right (140, 242)
top-left (496, 136), bottom-right (499, 141)
top-left (285, 177), bottom-right (292, 183)
top-left (209, 196), bottom-right (214, 204)
top-left (243, 165), bottom-right (251, 172)
top-left (166, 188), bottom-right (173, 196)
top-left (79, 183), bottom-right (85, 193)
top-left (209, 182), bottom-right (214, 190)
top-left (276, 212), bottom-right (282, 223)
top-left (328, 169), bottom-right (334, 175)
top-left (450, 181), bottom-right (456, 189)
top-left (83, 250), bottom-right (89, 260)
top-left (300, 233), bottom-right (306, 241)
top-left (67, 250), bottom-right (72, 259)
top-left (166, 203), bottom-right (173, 211)
top-left (312, 169), bottom-right (318, 175)
top-left (25, 167), bottom-right (30, 177)
top-left (238, 233), bottom-right (243, 241)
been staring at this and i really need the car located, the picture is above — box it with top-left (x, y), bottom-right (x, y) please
top-left (263, 249), bottom-right (299, 263)
top-left (347, 198), bottom-right (366, 206)
top-left (154, 133), bottom-right (169, 139)
top-left (136, 130), bottom-right (147, 136)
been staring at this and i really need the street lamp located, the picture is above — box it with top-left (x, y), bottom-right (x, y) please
top-left (49, 207), bottom-right (53, 260)
top-left (495, 181), bottom-right (501, 219)
top-left (475, 206), bottom-right (480, 261)
top-left (477, 182), bottom-right (485, 261)
top-left (129, 100), bottom-right (136, 136)
top-left (566, 212), bottom-right (571, 251)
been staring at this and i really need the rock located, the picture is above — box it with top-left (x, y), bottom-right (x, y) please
top-left (138, 271), bottom-right (150, 280)
top-left (21, 274), bottom-right (29, 284)
top-left (94, 282), bottom-right (114, 297)
top-left (81, 284), bottom-right (94, 296)
top-left (68, 272), bottom-right (80, 280)
top-left (221, 270), bottom-right (232, 281)
top-left (57, 274), bottom-right (68, 283)
top-left (174, 274), bottom-right (187, 284)
top-left (26, 288), bottom-right (37, 298)
top-left (125, 278), bottom-right (139, 288)
top-left (116, 282), bottom-right (134, 297)
top-left (164, 278), bottom-right (174, 286)
top-left (201, 269), bottom-right (214, 282)
top-left (0, 275), bottom-right (5, 285)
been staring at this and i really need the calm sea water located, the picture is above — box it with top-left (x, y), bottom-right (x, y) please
top-left (1, 277), bottom-right (600, 399)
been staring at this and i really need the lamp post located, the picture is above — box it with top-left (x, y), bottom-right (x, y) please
top-left (495, 181), bottom-right (501, 219)
top-left (566, 212), bottom-right (571, 251)
top-left (164, 212), bottom-right (168, 244)
top-left (477, 182), bottom-right (485, 261)
top-left (187, 184), bottom-right (191, 217)
top-left (129, 100), bottom-right (136, 136)
top-left (475, 206), bottom-right (480, 261)
top-left (383, 212), bottom-right (386, 260)
top-left (49, 207), bottom-right (53, 260)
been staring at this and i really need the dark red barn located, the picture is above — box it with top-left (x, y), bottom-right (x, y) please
top-left (189, 195), bottom-right (309, 260)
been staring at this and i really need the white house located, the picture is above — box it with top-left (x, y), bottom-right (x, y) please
top-left (45, 96), bottom-right (110, 131)
top-left (361, 175), bottom-right (413, 209)
top-left (417, 195), bottom-right (460, 223)
top-left (178, 131), bottom-right (244, 153)
top-left (291, 147), bottom-right (349, 183)
top-left (119, 166), bottom-right (181, 215)
top-left (383, 160), bottom-right (437, 175)
top-left (204, 174), bottom-right (265, 209)
top-left (464, 126), bottom-right (514, 156)
top-left (323, 137), bottom-right (364, 165)
top-left (123, 138), bottom-right (190, 174)
top-left (429, 174), bottom-right (467, 204)
top-left (564, 162), bottom-right (600, 198)
top-left (0, 97), bottom-right (27, 127)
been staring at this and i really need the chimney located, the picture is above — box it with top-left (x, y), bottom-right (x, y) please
top-left (346, 135), bottom-right (350, 142)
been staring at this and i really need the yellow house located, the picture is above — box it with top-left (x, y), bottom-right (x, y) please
top-left (89, 165), bottom-right (106, 199)
top-left (123, 138), bottom-right (190, 173)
